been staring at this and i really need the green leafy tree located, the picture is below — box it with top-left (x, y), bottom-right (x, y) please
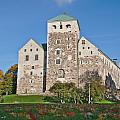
top-left (5, 64), bottom-right (18, 94)
top-left (0, 70), bottom-right (5, 95)
top-left (50, 82), bottom-right (83, 104)
top-left (82, 70), bottom-right (106, 103)
top-left (4, 73), bottom-right (13, 95)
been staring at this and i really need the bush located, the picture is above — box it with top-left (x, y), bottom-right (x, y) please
top-left (44, 96), bottom-right (60, 103)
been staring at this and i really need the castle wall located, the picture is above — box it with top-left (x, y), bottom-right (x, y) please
top-left (78, 37), bottom-right (120, 89)
top-left (17, 14), bottom-right (120, 95)
top-left (17, 39), bottom-right (44, 95)
top-left (46, 32), bottom-right (79, 91)
top-left (46, 19), bottom-right (80, 91)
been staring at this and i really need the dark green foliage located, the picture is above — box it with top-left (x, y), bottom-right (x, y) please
top-left (82, 70), bottom-right (106, 103)
top-left (44, 96), bottom-right (61, 103)
top-left (49, 82), bottom-right (84, 104)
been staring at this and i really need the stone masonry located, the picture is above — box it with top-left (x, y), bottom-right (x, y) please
top-left (17, 13), bottom-right (120, 96)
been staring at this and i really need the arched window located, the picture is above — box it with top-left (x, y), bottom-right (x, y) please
top-left (66, 24), bottom-right (71, 28)
top-left (53, 25), bottom-right (56, 29)
top-left (58, 69), bottom-right (65, 78)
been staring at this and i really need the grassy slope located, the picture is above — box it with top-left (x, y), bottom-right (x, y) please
top-left (1, 95), bottom-right (118, 104)
top-left (2, 95), bottom-right (48, 104)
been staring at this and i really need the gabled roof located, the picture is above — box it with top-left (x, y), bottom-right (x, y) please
top-left (48, 13), bottom-right (76, 23)
top-left (80, 36), bottom-right (120, 69)
top-left (79, 36), bottom-right (98, 49)
top-left (19, 38), bottom-right (45, 51)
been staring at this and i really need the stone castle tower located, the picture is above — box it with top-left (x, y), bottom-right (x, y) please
top-left (46, 13), bottom-right (80, 91)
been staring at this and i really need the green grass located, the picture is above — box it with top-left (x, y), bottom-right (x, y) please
top-left (2, 94), bottom-right (49, 104)
top-left (95, 100), bottom-right (115, 104)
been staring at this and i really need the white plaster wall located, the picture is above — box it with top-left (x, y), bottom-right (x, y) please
top-left (78, 37), bottom-right (120, 89)
top-left (78, 37), bottom-right (99, 57)
top-left (48, 20), bottom-right (80, 36)
top-left (17, 39), bottom-right (44, 94)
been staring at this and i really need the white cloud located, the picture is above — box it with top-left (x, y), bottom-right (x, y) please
top-left (54, 0), bottom-right (74, 6)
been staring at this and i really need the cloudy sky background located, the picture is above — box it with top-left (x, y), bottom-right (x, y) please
top-left (54, 0), bottom-right (74, 5)
top-left (0, 0), bottom-right (120, 72)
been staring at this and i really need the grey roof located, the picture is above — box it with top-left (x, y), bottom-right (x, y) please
top-left (42, 43), bottom-right (47, 51)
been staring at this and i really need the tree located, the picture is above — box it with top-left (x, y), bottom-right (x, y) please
top-left (5, 64), bottom-right (18, 94)
top-left (0, 70), bottom-right (5, 95)
top-left (81, 70), bottom-right (106, 103)
top-left (4, 73), bottom-right (13, 95)
top-left (49, 82), bottom-right (83, 104)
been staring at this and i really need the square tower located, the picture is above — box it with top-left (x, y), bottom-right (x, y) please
top-left (46, 13), bottom-right (80, 91)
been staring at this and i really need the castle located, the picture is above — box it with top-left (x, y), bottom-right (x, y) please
top-left (17, 13), bottom-right (120, 95)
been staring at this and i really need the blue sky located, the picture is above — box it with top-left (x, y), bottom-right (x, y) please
top-left (0, 0), bottom-right (120, 72)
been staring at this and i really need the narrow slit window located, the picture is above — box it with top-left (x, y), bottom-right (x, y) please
top-left (91, 51), bottom-right (93, 54)
top-left (60, 25), bottom-right (63, 29)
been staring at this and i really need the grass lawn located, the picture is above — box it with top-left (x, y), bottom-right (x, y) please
top-left (2, 94), bottom-right (49, 104)
top-left (95, 100), bottom-right (116, 104)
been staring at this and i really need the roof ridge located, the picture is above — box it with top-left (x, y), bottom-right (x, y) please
top-left (48, 13), bottom-right (76, 22)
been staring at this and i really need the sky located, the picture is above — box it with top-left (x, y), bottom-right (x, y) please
top-left (0, 0), bottom-right (120, 72)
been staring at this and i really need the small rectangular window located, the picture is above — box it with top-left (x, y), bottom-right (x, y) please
top-left (25, 55), bottom-right (29, 61)
top-left (56, 50), bottom-right (60, 55)
top-left (56, 40), bottom-right (60, 44)
top-left (32, 66), bottom-right (34, 69)
top-left (30, 49), bottom-right (32, 51)
top-left (24, 49), bottom-right (26, 52)
top-left (56, 59), bottom-right (60, 64)
top-left (30, 71), bottom-right (33, 75)
top-left (79, 52), bottom-right (81, 55)
top-left (35, 55), bottom-right (38, 60)
top-left (82, 40), bottom-right (85, 44)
